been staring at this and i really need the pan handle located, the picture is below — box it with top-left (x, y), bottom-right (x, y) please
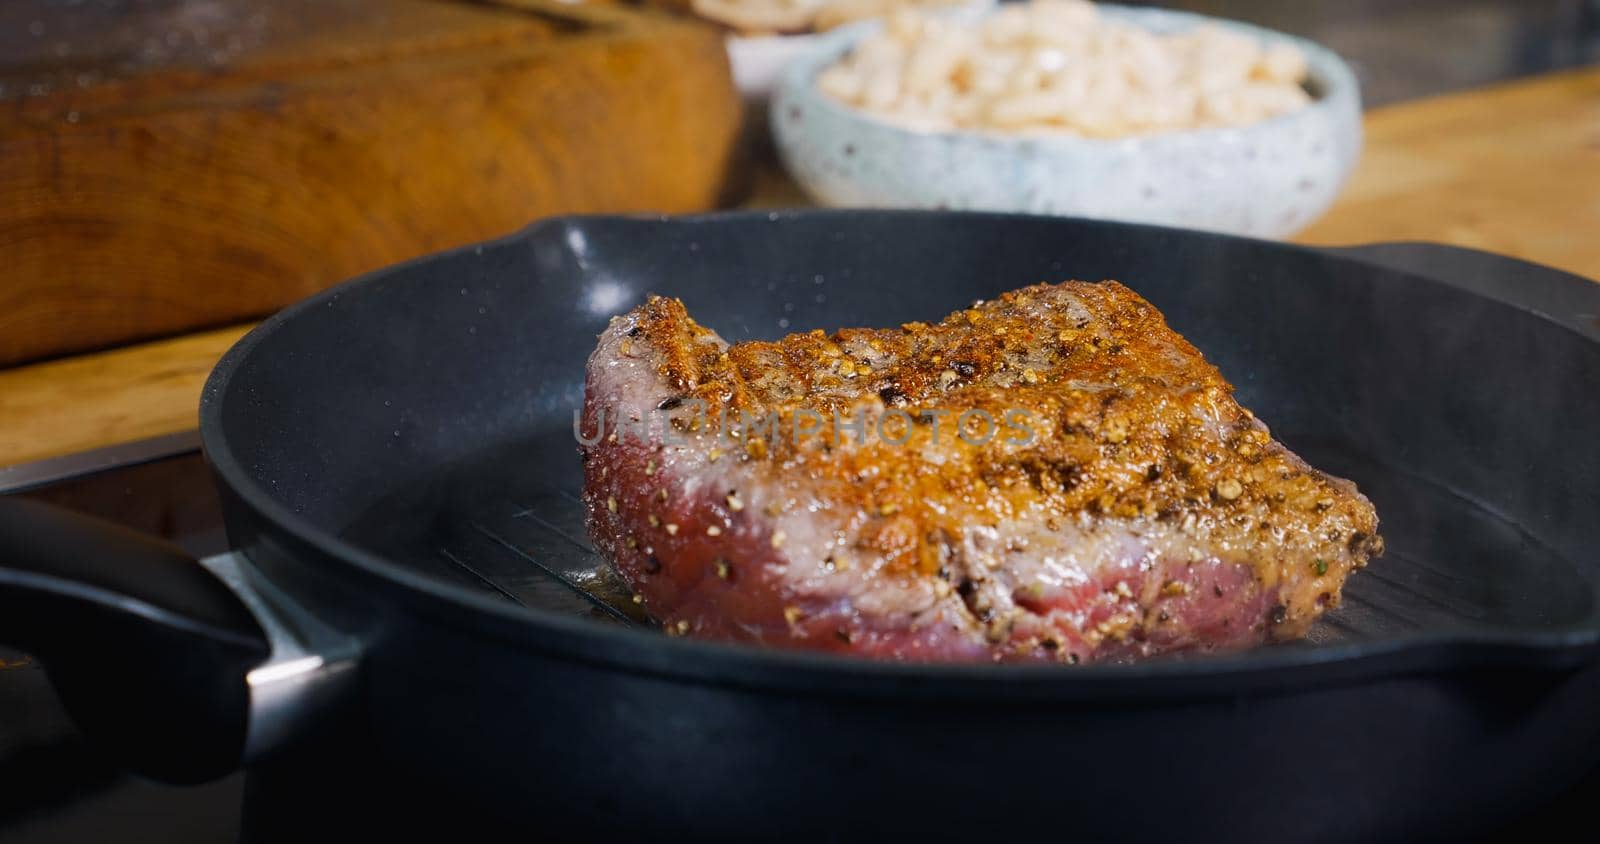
top-left (0, 497), bottom-right (358, 784)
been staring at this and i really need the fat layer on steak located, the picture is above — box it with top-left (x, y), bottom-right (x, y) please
top-left (580, 282), bottom-right (1382, 664)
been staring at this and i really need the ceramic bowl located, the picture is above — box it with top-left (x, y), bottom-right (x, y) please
top-left (726, 0), bottom-right (997, 101)
top-left (729, 31), bottom-right (824, 102)
top-left (771, 4), bottom-right (1362, 238)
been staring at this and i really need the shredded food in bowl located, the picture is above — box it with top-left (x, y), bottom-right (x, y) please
top-left (817, 0), bottom-right (1312, 137)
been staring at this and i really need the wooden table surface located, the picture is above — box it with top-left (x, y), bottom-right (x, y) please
top-left (3, 66), bottom-right (1597, 470)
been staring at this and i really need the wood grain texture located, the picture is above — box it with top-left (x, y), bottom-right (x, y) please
top-left (2, 68), bottom-right (1596, 469)
top-left (0, 324), bottom-right (251, 467)
top-left (1296, 67), bottom-right (1600, 280)
top-left (0, 0), bottom-right (741, 366)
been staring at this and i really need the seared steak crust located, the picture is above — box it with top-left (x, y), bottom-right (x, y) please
top-left (581, 281), bottom-right (1381, 663)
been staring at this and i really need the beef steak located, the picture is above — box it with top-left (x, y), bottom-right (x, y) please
top-left (580, 281), bottom-right (1382, 663)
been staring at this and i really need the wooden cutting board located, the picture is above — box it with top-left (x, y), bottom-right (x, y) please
top-left (0, 0), bottom-right (741, 367)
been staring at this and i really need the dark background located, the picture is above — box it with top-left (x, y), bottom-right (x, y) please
top-left (1135, 0), bottom-right (1600, 105)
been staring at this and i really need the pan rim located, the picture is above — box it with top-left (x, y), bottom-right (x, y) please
top-left (198, 209), bottom-right (1600, 698)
